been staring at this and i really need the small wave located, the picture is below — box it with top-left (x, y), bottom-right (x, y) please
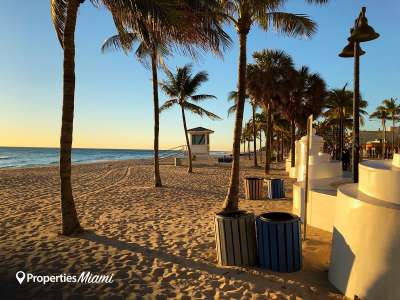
top-left (0, 155), bottom-right (11, 160)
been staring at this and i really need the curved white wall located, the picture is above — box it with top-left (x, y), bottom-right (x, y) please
top-left (297, 134), bottom-right (342, 182)
top-left (329, 184), bottom-right (400, 299)
top-left (358, 160), bottom-right (400, 204)
top-left (393, 153), bottom-right (400, 167)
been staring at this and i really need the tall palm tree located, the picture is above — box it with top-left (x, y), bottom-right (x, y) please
top-left (382, 98), bottom-right (400, 153)
top-left (51, 0), bottom-right (230, 235)
top-left (102, 33), bottom-right (170, 187)
top-left (220, 0), bottom-right (327, 212)
top-left (370, 105), bottom-right (389, 158)
top-left (277, 65), bottom-right (326, 165)
top-left (160, 64), bottom-right (221, 172)
top-left (102, 2), bottom-right (231, 188)
top-left (248, 50), bottom-right (294, 173)
top-left (255, 111), bottom-right (268, 162)
top-left (227, 91), bottom-right (259, 167)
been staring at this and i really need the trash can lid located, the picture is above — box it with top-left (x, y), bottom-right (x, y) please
top-left (258, 212), bottom-right (299, 223)
top-left (244, 175), bottom-right (264, 180)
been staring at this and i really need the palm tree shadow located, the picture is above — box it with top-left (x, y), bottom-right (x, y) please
top-left (79, 230), bottom-right (338, 295)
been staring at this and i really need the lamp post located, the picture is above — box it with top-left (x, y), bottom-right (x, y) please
top-left (339, 7), bottom-right (379, 183)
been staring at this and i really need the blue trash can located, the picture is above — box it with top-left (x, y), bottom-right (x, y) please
top-left (265, 178), bottom-right (285, 199)
top-left (256, 212), bottom-right (302, 272)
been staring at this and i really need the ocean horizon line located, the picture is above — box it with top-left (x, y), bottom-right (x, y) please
top-left (0, 145), bottom-right (230, 152)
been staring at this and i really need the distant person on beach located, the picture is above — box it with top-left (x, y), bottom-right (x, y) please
top-left (342, 149), bottom-right (350, 171)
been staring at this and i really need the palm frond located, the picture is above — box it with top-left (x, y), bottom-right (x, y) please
top-left (259, 12), bottom-right (317, 38)
top-left (182, 102), bottom-right (222, 120)
top-left (227, 104), bottom-right (237, 116)
top-left (186, 71), bottom-right (209, 95)
top-left (190, 94), bottom-right (217, 102)
top-left (50, 0), bottom-right (69, 47)
top-left (160, 99), bottom-right (179, 112)
top-left (227, 90), bottom-right (238, 102)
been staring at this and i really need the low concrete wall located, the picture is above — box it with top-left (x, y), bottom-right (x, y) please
top-left (292, 177), bottom-right (351, 233)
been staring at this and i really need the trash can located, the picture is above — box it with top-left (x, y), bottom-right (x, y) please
top-left (214, 211), bottom-right (257, 266)
top-left (244, 176), bottom-right (264, 200)
top-left (256, 212), bottom-right (301, 272)
top-left (264, 178), bottom-right (285, 199)
top-left (175, 157), bottom-right (182, 166)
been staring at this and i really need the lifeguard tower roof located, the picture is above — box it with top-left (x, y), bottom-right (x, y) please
top-left (187, 127), bottom-right (214, 133)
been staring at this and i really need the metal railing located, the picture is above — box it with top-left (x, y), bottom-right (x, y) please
top-left (159, 145), bottom-right (188, 160)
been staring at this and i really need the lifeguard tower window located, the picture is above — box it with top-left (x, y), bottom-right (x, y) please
top-left (192, 134), bottom-right (207, 145)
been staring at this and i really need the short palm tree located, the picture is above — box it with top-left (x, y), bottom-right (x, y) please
top-left (324, 84), bottom-right (352, 159)
top-left (227, 91), bottom-right (259, 167)
top-left (324, 85), bottom-right (368, 159)
top-left (220, 0), bottom-right (328, 212)
top-left (160, 64), bottom-right (221, 172)
top-left (370, 105), bottom-right (389, 158)
top-left (382, 98), bottom-right (400, 153)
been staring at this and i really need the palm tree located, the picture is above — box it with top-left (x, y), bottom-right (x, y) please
top-left (324, 85), bottom-right (368, 159)
top-left (102, 1), bottom-right (232, 188)
top-left (160, 64), bottom-right (221, 172)
top-left (277, 65), bottom-right (326, 166)
top-left (101, 33), bottom-right (170, 187)
top-left (220, 0), bottom-right (327, 212)
top-left (370, 105), bottom-right (389, 158)
top-left (248, 50), bottom-right (294, 173)
top-left (227, 91), bottom-right (259, 167)
top-left (51, 0), bottom-right (230, 235)
top-left (324, 84), bottom-right (352, 160)
top-left (255, 111), bottom-right (268, 162)
top-left (382, 98), bottom-right (400, 154)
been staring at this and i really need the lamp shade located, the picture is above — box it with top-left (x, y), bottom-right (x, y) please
top-left (339, 42), bottom-right (365, 58)
top-left (349, 7), bottom-right (380, 42)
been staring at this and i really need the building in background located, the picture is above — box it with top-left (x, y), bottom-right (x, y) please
top-left (360, 127), bottom-right (400, 158)
top-left (187, 127), bottom-right (214, 158)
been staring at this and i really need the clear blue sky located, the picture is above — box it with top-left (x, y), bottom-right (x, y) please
top-left (1, 0), bottom-right (399, 150)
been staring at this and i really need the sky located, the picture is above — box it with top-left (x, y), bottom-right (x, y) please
top-left (0, 1), bottom-right (399, 151)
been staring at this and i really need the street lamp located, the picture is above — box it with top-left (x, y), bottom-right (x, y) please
top-left (339, 7), bottom-right (379, 183)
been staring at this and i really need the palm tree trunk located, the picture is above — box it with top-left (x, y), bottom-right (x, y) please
top-left (264, 103), bottom-right (272, 174)
top-left (252, 104), bottom-right (258, 167)
top-left (151, 47), bottom-right (162, 187)
top-left (60, 0), bottom-right (82, 236)
top-left (280, 132), bottom-right (284, 161)
top-left (222, 30), bottom-right (248, 212)
top-left (243, 139), bottom-right (246, 154)
top-left (248, 140), bottom-right (251, 159)
top-left (339, 112), bottom-right (344, 160)
top-left (181, 106), bottom-right (193, 173)
top-left (383, 119), bottom-right (386, 159)
top-left (276, 132), bottom-right (280, 163)
top-left (392, 117), bottom-right (395, 155)
top-left (290, 119), bottom-right (295, 168)
top-left (259, 130), bottom-right (262, 163)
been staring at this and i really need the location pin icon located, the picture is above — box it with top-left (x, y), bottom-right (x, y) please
top-left (16, 271), bottom-right (25, 284)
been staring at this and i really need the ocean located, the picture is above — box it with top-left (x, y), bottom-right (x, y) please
top-left (0, 147), bottom-right (227, 169)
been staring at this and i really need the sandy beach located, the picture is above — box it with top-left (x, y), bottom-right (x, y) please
top-left (0, 158), bottom-right (344, 299)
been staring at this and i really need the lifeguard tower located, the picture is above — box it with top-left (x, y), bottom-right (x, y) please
top-left (187, 127), bottom-right (214, 158)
